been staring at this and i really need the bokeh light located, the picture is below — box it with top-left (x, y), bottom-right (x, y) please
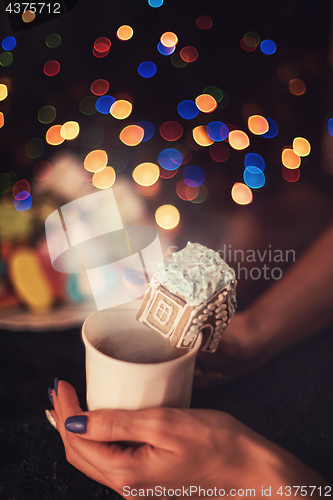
top-left (206, 121), bottom-right (229, 141)
top-left (209, 142), bottom-right (231, 162)
top-left (244, 152), bottom-right (265, 171)
top-left (82, 127), bottom-right (105, 148)
top-left (33, 161), bottom-right (52, 181)
top-left (38, 105), bottom-right (56, 124)
top-left (262, 118), bottom-right (278, 138)
top-left (282, 165), bottom-right (300, 182)
top-left (46, 34), bottom-right (61, 48)
top-left (13, 180), bottom-right (30, 199)
top-left (293, 137), bottom-right (311, 157)
top-left (157, 42), bottom-right (175, 55)
top-left (155, 205), bottom-right (180, 230)
top-left (25, 138), bottom-right (44, 158)
top-left (190, 184), bottom-right (209, 204)
top-left (0, 173), bottom-right (11, 194)
top-left (110, 100), bottom-right (132, 119)
top-left (159, 166), bottom-right (178, 179)
top-left (196, 15), bottom-right (212, 30)
top-left (119, 125), bottom-right (144, 146)
top-left (43, 60), bottom-right (60, 76)
top-left (248, 115), bottom-right (269, 135)
top-left (0, 112), bottom-right (4, 128)
top-left (0, 52), bottom-right (13, 66)
top-left (0, 84), bottom-right (8, 101)
top-left (177, 100), bottom-right (199, 119)
top-left (159, 121), bottom-right (183, 141)
top-left (192, 126), bottom-right (214, 147)
top-left (116, 25), bottom-right (134, 41)
top-left (15, 190), bottom-right (30, 201)
top-left (138, 61), bottom-right (157, 78)
top-left (14, 195), bottom-right (32, 212)
top-left (60, 121), bottom-right (80, 140)
top-left (92, 167), bottom-right (116, 189)
top-left (108, 150), bottom-right (129, 172)
top-left (46, 125), bottom-right (65, 146)
top-left (281, 148), bottom-right (301, 169)
top-left (176, 180), bottom-right (200, 201)
top-left (203, 86), bottom-right (223, 103)
top-left (95, 95), bottom-right (116, 114)
top-left (91, 79), bottom-right (109, 96)
top-left (148, 0), bottom-right (163, 7)
top-left (240, 38), bottom-right (257, 52)
top-left (328, 118), bottom-right (333, 136)
top-left (22, 10), bottom-right (35, 23)
top-left (171, 51), bottom-right (188, 67)
top-left (180, 46), bottom-right (198, 62)
top-left (79, 96), bottom-right (97, 115)
top-left (182, 166), bottom-right (205, 187)
top-left (160, 32), bottom-right (178, 47)
top-left (133, 162), bottom-right (160, 186)
top-left (243, 167), bottom-right (265, 189)
top-left (2, 36), bottom-right (16, 51)
top-left (94, 37), bottom-right (111, 53)
top-left (231, 183), bottom-right (253, 205)
top-left (84, 150), bottom-right (108, 172)
top-left (136, 121), bottom-right (155, 141)
top-left (158, 148), bottom-right (183, 170)
top-left (260, 39), bottom-right (277, 55)
top-left (195, 94), bottom-right (217, 113)
top-left (228, 130), bottom-right (250, 150)
top-left (289, 79), bottom-right (306, 96)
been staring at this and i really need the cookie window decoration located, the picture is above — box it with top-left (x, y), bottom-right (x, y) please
top-left (136, 242), bottom-right (237, 352)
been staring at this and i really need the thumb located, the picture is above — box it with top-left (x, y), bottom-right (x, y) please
top-left (65, 406), bottom-right (175, 449)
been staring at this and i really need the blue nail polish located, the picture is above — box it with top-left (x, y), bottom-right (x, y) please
top-left (48, 387), bottom-right (53, 406)
top-left (54, 377), bottom-right (59, 396)
top-left (65, 415), bottom-right (88, 434)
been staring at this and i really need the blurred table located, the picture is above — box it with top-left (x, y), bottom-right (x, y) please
top-left (0, 321), bottom-right (332, 499)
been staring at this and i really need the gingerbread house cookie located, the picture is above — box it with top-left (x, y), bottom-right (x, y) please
top-left (136, 242), bottom-right (237, 352)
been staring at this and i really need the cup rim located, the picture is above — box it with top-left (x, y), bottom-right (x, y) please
top-left (82, 308), bottom-right (202, 367)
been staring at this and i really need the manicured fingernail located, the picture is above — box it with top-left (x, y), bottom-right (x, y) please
top-left (48, 387), bottom-right (53, 406)
top-left (45, 409), bottom-right (57, 429)
top-left (54, 377), bottom-right (59, 396)
top-left (65, 415), bottom-right (88, 434)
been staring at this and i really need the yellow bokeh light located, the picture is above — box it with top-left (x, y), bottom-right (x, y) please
top-left (155, 204), bottom-right (180, 230)
top-left (132, 162), bottom-right (160, 186)
top-left (231, 183), bottom-right (253, 205)
top-left (84, 150), bottom-right (108, 172)
top-left (293, 137), bottom-right (311, 157)
top-left (60, 121), bottom-right (80, 140)
top-left (46, 125), bottom-right (65, 146)
top-left (195, 94), bottom-right (217, 113)
top-left (192, 126), bottom-right (214, 147)
top-left (22, 10), bottom-right (36, 23)
top-left (160, 32), bottom-right (178, 47)
top-left (248, 115), bottom-right (269, 135)
top-left (92, 167), bottom-right (116, 189)
top-left (281, 148), bottom-right (301, 169)
top-left (119, 125), bottom-right (144, 146)
top-left (228, 130), bottom-right (250, 150)
top-left (117, 25), bottom-right (134, 41)
top-left (0, 84), bottom-right (8, 101)
top-left (0, 112), bottom-right (4, 128)
top-left (110, 100), bottom-right (132, 120)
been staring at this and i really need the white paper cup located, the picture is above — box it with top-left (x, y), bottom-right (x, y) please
top-left (82, 300), bottom-right (202, 410)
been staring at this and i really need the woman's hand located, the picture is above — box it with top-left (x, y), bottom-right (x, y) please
top-left (50, 380), bottom-right (328, 499)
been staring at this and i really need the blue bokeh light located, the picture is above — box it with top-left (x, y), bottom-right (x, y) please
top-left (95, 95), bottom-right (116, 114)
top-left (177, 100), bottom-right (199, 120)
top-left (137, 61), bottom-right (157, 78)
top-left (148, 0), bottom-right (163, 7)
top-left (158, 148), bottom-right (183, 170)
top-left (328, 119), bottom-right (333, 136)
top-left (136, 121), bottom-right (155, 141)
top-left (2, 36), bottom-right (16, 51)
top-left (182, 166), bottom-right (206, 187)
top-left (260, 39), bottom-right (277, 55)
top-left (244, 153), bottom-right (265, 172)
top-left (157, 42), bottom-right (175, 55)
top-left (243, 166), bottom-right (265, 189)
top-left (14, 194), bottom-right (32, 211)
top-left (262, 118), bottom-right (279, 138)
top-left (206, 121), bottom-right (229, 142)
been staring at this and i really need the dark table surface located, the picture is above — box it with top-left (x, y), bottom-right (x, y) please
top-left (0, 322), bottom-right (332, 500)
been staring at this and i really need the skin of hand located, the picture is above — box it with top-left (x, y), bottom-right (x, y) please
top-left (50, 380), bottom-right (329, 499)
